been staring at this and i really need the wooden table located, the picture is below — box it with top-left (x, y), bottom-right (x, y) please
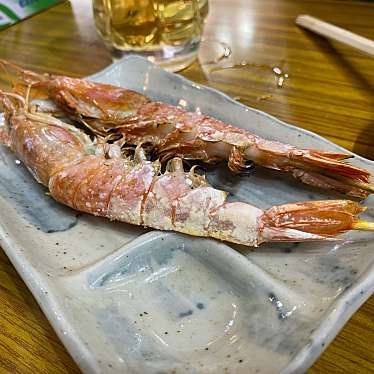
top-left (0, 0), bottom-right (373, 372)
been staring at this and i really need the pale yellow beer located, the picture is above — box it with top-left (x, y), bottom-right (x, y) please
top-left (93, 0), bottom-right (208, 70)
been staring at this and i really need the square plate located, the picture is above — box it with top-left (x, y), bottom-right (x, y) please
top-left (0, 56), bottom-right (373, 373)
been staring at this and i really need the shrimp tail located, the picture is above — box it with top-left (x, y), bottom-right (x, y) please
top-left (244, 139), bottom-right (373, 198)
top-left (260, 200), bottom-right (371, 243)
top-left (290, 149), bottom-right (373, 197)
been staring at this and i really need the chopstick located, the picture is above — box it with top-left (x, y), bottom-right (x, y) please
top-left (296, 15), bottom-right (374, 57)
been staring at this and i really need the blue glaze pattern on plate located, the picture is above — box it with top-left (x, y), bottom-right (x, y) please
top-left (0, 136), bottom-right (78, 233)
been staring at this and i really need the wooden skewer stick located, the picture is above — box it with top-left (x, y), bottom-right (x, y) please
top-left (296, 15), bottom-right (374, 57)
top-left (354, 220), bottom-right (374, 231)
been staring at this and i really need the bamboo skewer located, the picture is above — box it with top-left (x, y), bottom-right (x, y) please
top-left (296, 15), bottom-right (374, 57)
top-left (354, 221), bottom-right (374, 231)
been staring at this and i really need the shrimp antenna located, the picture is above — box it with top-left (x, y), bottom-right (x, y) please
top-left (25, 84), bottom-right (33, 111)
top-left (0, 60), bottom-right (10, 76)
top-left (0, 90), bottom-right (26, 106)
top-left (0, 60), bottom-right (18, 90)
top-left (0, 59), bottom-right (24, 74)
top-left (0, 59), bottom-right (49, 85)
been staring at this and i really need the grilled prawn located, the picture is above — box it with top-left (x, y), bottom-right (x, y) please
top-left (0, 91), bottom-right (373, 247)
top-left (2, 60), bottom-right (373, 198)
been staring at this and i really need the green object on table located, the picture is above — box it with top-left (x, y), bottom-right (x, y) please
top-left (0, 0), bottom-right (61, 30)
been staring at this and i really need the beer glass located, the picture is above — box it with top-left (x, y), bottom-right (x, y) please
top-left (93, 0), bottom-right (208, 71)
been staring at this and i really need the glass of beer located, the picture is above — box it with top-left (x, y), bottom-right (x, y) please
top-left (93, 0), bottom-right (208, 72)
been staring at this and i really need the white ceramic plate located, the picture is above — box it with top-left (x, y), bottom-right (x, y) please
top-left (0, 56), bottom-right (373, 374)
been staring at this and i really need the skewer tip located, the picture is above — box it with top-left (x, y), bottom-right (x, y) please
top-left (353, 220), bottom-right (374, 231)
top-left (347, 180), bottom-right (374, 195)
top-left (362, 182), bottom-right (374, 194)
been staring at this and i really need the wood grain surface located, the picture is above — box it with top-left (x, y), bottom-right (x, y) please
top-left (0, 0), bottom-right (373, 373)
